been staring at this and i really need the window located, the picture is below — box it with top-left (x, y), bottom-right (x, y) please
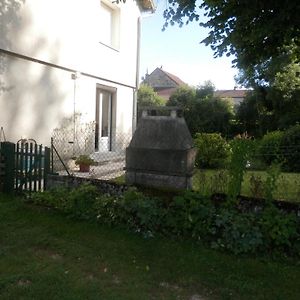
top-left (100, 1), bottom-right (120, 49)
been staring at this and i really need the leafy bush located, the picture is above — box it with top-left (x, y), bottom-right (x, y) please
top-left (258, 131), bottom-right (284, 165)
top-left (194, 133), bottom-right (231, 169)
top-left (280, 124), bottom-right (300, 172)
top-left (164, 191), bottom-right (216, 238)
top-left (31, 183), bottom-right (98, 219)
top-left (259, 207), bottom-right (298, 253)
top-left (30, 183), bottom-right (300, 257)
top-left (212, 208), bottom-right (264, 254)
top-left (137, 84), bottom-right (165, 107)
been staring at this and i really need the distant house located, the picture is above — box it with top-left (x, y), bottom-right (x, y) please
top-left (142, 67), bottom-right (186, 100)
top-left (214, 89), bottom-right (249, 107)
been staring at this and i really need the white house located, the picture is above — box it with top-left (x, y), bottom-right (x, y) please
top-left (0, 0), bottom-right (155, 154)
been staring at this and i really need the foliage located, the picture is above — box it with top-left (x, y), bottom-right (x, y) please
top-left (196, 80), bottom-right (215, 99)
top-left (163, 1), bottom-right (300, 137)
top-left (191, 97), bottom-right (234, 136)
top-left (194, 169), bottom-right (229, 197)
top-left (75, 155), bottom-right (95, 166)
top-left (227, 138), bottom-right (254, 203)
top-left (168, 85), bottom-right (196, 110)
top-left (194, 133), bottom-right (231, 169)
top-left (167, 84), bottom-right (234, 136)
top-left (263, 163), bottom-right (282, 204)
top-left (249, 174), bottom-right (264, 199)
top-left (163, 1), bottom-right (300, 88)
top-left (31, 183), bottom-right (98, 218)
top-left (236, 86), bottom-right (300, 139)
top-left (194, 169), bottom-right (300, 203)
top-left (2, 195), bottom-right (300, 300)
top-left (30, 182), bottom-right (300, 257)
top-left (259, 206), bottom-right (298, 252)
top-left (280, 124), bottom-right (300, 172)
top-left (235, 93), bottom-right (261, 136)
top-left (137, 84), bottom-right (165, 107)
top-left (258, 131), bottom-right (284, 166)
top-left (273, 61), bottom-right (300, 100)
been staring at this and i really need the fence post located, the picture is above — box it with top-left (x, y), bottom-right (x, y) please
top-left (1, 142), bottom-right (15, 194)
top-left (44, 147), bottom-right (50, 190)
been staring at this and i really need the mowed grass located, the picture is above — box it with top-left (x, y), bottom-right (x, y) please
top-left (1, 194), bottom-right (300, 299)
top-left (193, 169), bottom-right (300, 203)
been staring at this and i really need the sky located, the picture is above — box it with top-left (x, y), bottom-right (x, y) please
top-left (140, 0), bottom-right (239, 90)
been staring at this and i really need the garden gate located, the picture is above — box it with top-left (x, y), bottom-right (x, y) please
top-left (0, 140), bottom-right (50, 194)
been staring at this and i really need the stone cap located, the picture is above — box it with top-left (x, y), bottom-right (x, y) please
top-left (139, 106), bottom-right (183, 118)
top-left (130, 108), bottom-right (194, 150)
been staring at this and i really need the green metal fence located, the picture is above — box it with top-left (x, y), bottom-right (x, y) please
top-left (0, 141), bottom-right (50, 194)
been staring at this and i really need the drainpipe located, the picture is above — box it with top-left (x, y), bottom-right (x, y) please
top-left (132, 16), bottom-right (141, 133)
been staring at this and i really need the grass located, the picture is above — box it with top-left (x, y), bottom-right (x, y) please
top-left (193, 169), bottom-right (300, 203)
top-left (1, 194), bottom-right (300, 299)
top-left (113, 170), bottom-right (300, 202)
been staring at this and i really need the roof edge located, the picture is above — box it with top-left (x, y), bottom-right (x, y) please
top-left (159, 68), bottom-right (186, 86)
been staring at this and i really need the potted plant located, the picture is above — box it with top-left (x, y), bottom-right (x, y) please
top-left (75, 155), bottom-right (95, 172)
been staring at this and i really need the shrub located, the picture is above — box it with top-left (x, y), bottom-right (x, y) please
top-left (194, 133), bottom-right (231, 169)
top-left (259, 206), bottom-right (298, 253)
top-left (137, 84), bottom-right (165, 107)
top-left (212, 208), bottom-right (264, 254)
top-left (29, 183), bottom-right (300, 257)
top-left (68, 183), bottom-right (98, 219)
top-left (280, 124), bottom-right (300, 172)
top-left (164, 191), bottom-right (216, 238)
top-left (31, 183), bottom-right (98, 219)
top-left (227, 138), bottom-right (254, 203)
top-left (258, 131), bottom-right (284, 166)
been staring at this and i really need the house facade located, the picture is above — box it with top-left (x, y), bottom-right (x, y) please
top-left (142, 67), bottom-right (186, 100)
top-left (0, 0), bottom-right (154, 149)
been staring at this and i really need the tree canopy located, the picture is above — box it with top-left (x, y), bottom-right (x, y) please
top-left (167, 83), bottom-right (234, 136)
top-left (137, 84), bottom-right (165, 107)
top-left (163, 0), bottom-right (300, 87)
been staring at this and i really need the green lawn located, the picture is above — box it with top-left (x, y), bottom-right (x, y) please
top-left (193, 169), bottom-right (300, 203)
top-left (1, 194), bottom-right (300, 299)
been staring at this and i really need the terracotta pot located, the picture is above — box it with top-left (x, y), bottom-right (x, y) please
top-left (79, 164), bottom-right (90, 172)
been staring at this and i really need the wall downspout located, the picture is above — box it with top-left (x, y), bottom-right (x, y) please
top-left (133, 16), bottom-right (141, 133)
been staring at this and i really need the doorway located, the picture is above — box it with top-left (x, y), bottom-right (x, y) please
top-left (95, 89), bottom-right (113, 152)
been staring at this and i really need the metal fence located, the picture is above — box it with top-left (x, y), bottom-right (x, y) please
top-left (51, 122), bottom-right (132, 180)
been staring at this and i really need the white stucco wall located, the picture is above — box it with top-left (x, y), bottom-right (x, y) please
top-left (0, 0), bottom-right (140, 146)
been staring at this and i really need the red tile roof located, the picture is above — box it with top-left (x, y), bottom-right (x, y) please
top-left (160, 69), bottom-right (186, 87)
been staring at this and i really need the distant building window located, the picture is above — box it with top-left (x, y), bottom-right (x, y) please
top-left (100, 1), bottom-right (120, 50)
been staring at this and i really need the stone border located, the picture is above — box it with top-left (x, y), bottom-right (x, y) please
top-left (47, 174), bottom-right (128, 197)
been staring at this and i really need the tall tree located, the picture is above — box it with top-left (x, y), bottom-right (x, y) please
top-left (163, 0), bottom-right (300, 87)
top-left (167, 84), bottom-right (234, 136)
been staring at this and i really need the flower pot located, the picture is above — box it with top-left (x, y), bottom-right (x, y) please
top-left (79, 164), bottom-right (90, 172)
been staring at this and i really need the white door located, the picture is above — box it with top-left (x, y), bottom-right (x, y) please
top-left (95, 90), bottom-right (112, 152)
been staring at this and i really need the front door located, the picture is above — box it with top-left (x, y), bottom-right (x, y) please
top-left (95, 89), bottom-right (112, 152)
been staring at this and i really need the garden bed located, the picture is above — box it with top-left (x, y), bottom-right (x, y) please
top-left (1, 193), bottom-right (300, 300)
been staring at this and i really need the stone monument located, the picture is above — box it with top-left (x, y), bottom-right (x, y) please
top-left (125, 107), bottom-right (196, 190)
